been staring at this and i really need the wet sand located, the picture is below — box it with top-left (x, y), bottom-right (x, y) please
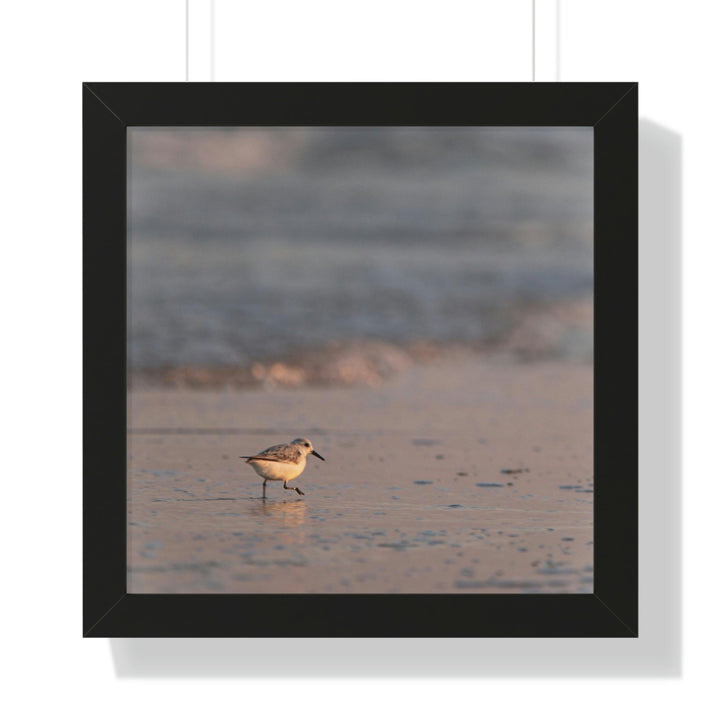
top-left (127, 358), bottom-right (593, 593)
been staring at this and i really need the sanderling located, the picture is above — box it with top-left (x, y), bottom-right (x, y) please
top-left (241, 437), bottom-right (325, 499)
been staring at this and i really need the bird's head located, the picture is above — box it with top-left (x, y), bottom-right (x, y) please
top-left (292, 438), bottom-right (325, 461)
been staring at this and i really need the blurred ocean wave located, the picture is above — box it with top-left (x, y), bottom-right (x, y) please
top-left (128, 127), bottom-right (592, 380)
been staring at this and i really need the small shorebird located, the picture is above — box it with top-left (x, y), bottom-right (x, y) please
top-left (241, 437), bottom-right (325, 499)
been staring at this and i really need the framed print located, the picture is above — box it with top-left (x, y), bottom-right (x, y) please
top-left (83, 82), bottom-right (637, 637)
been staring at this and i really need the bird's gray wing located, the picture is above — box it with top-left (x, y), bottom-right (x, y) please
top-left (243, 443), bottom-right (301, 463)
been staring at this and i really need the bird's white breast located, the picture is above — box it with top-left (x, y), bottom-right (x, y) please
top-left (248, 456), bottom-right (306, 482)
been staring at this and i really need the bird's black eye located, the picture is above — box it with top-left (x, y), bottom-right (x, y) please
top-left (304, 442), bottom-right (310, 447)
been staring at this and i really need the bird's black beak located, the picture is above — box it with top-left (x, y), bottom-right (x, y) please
top-left (312, 450), bottom-right (325, 461)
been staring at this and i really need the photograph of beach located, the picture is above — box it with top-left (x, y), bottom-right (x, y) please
top-left (127, 126), bottom-right (593, 594)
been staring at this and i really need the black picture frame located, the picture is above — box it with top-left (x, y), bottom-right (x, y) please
top-left (83, 82), bottom-right (637, 638)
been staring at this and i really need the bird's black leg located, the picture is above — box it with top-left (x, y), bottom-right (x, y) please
top-left (262, 479), bottom-right (267, 500)
top-left (283, 481), bottom-right (305, 496)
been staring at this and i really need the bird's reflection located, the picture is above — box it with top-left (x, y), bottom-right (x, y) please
top-left (249, 499), bottom-right (307, 527)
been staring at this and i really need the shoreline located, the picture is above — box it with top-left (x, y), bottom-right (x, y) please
top-left (129, 297), bottom-right (593, 391)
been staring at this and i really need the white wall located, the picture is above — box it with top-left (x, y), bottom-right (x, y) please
top-left (3, 0), bottom-right (717, 717)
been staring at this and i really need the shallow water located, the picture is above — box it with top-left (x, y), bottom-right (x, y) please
top-left (127, 360), bottom-right (594, 594)
top-left (128, 434), bottom-right (593, 594)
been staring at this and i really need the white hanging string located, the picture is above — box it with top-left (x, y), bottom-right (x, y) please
top-left (556, 0), bottom-right (561, 81)
top-left (210, 0), bottom-right (215, 81)
top-left (532, 0), bottom-right (536, 81)
top-left (185, 1), bottom-right (215, 82)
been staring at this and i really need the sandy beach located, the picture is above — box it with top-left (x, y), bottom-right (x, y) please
top-left (127, 357), bottom-right (593, 594)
